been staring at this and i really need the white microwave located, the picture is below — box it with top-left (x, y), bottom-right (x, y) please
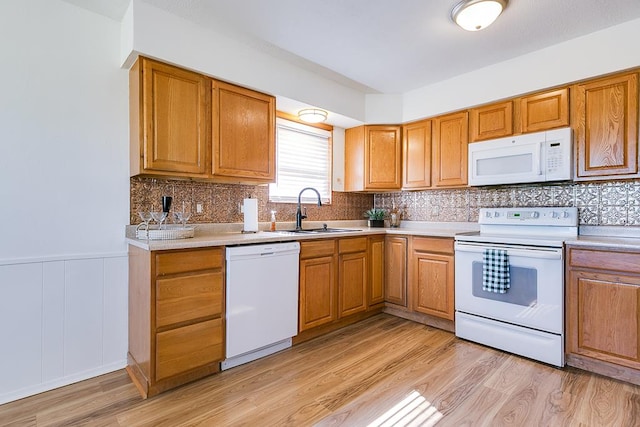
top-left (468, 127), bottom-right (572, 186)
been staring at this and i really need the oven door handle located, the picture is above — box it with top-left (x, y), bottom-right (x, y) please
top-left (454, 243), bottom-right (562, 259)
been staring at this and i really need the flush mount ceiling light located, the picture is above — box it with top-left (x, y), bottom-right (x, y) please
top-left (451, 0), bottom-right (508, 31)
top-left (298, 108), bottom-right (328, 123)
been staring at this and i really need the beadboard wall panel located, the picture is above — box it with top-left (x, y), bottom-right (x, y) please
top-left (0, 255), bottom-right (128, 405)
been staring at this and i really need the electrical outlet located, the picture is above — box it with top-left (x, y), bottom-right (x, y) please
top-left (239, 202), bottom-right (243, 214)
top-left (196, 203), bottom-right (203, 214)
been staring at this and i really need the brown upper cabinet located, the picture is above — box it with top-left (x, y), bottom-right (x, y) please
top-left (520, 88), bottom-right (569, 133)
top-left (469, 88), bottom-right (569, 142)
top-left (573, 72), bottom-right (639, 180)
top-left (130, 57), bottom-right (276, 184)
top-left (469, 100), bottom-right (513, 142)
top-left (130, 57), bottom-right (210, 178)
top-left (345, 125), bottom-right (402, 191)
top-left (402, 119), bottom-right (432, 189)
top-left (212, 81), bottom-right (276, 183)
top-left (432, 111), bottom-right (469, 187)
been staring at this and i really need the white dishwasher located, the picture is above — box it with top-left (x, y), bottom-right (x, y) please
top-left (221, 241), bottom-right (300, 370)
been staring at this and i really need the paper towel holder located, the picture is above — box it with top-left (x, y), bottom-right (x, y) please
top-left (241, 196), bottom-right (260, 234)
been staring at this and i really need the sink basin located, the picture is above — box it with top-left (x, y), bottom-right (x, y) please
top-left (305, 227), bottom-right (361, 233)
top-left (270, 228), bottom-right (361, 235)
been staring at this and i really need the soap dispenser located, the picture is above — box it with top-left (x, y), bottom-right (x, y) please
top-left (270, 210), bottom-right (277, 231)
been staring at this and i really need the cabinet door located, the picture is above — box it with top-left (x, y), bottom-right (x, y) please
top-left (402, 119), bottom-right (431, 189)
top-left (567, 270), bottom-right (640, 368)
top-left (339, 251), bottom-right (367, 318)
top-left (411, 252), bottom-right (454, 320)
top-left (469, 101), bottom-right (513, 142)
top-left (365, 126), bottom-right (402, 190)
top-left (213, 81), bottom-right (275, 182)
top-left (520, 88), bottom-right (569, 133)
top-left (138, 58), bottom-right (210, 176)
top-left (433, 111), bottom-right (469, 187)
top-left (575, 72), bottom-right (639, 179)
top-left (299, 256), bottom-right (336, 332)
top-left (385, 236), bottom-right (407, 306)
top-left (368, 236), bottom-right (385, 307)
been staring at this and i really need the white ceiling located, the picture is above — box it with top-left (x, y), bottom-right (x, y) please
top-left (65, 0), bottom-right (640, 95)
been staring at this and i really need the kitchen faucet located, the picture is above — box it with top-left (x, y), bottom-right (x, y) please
top-left (296, 187), bottom-right (322, 230)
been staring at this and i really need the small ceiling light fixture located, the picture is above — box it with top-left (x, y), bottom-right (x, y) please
top-left (451, 0), bottom-right (508, 31)
top-left (298, 108), bottom-right (328, 123)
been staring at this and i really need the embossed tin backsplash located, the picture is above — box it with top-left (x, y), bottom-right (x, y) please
top-left (374, 180), bottom-right (640, 226)
top-left (130, 177), bottom-right (373, 225)
top-left (131, 178), bottom-right (640, 226)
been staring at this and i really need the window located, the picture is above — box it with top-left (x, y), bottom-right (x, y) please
top-left (269, 117), bottom-right (332, 204)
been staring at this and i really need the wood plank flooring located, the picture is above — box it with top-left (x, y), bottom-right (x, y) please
top-left (2, 314), bottom-right (640, 426)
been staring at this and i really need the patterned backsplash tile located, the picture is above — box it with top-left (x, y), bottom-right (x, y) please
top-left (374, 180), bottom-right (640, 226)
top-left (131, 177), bottom-right (640, 226)
top-left (130, 177), bottom-right (373, 225)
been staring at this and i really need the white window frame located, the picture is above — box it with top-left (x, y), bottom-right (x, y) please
top-left (269, 117), bottom-right (333, 204)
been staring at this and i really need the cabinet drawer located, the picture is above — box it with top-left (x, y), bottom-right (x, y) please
top-left (412, 237), bottom-right (453, 254)
top-left (568, 248), bottom-right (640, 275)
top-left (339, 237), bottom-right (367, 254)
top-left (300, 239), bottom-right (336, 259)
top-left (155, 318), bottom-right (224, 381)
top-left (156, 271), bottom-right (223, 328)
top-left (155, 247), bottom-right (223, 276)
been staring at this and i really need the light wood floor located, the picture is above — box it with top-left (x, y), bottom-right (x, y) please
top-left (2, 314), bottom-right (640, 426)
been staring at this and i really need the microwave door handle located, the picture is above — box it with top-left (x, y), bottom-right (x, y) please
top-left (533, 142), bottom-right (544, 176)
top-left (534, 142), bottom-right (543, 176)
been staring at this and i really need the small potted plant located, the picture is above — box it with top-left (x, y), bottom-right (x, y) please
top-left (365, 208), bottom-right (386, 228)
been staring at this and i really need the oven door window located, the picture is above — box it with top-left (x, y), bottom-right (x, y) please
top-left (471, 261), bottom-right (537, 306)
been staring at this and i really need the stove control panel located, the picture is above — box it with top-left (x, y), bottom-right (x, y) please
top-left (479, 207), bottom-right (578, 227)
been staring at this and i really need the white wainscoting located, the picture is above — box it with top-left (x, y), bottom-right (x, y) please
top-left (0, 253), bottom-right (128, 405)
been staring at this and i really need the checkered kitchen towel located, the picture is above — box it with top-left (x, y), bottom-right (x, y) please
top-left (482, 248), bottom-right (510, 293)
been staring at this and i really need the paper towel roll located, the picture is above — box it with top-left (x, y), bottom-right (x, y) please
top-left (243, 198), bottom-right (259, 232)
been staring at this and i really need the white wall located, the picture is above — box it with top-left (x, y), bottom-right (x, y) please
top-left (122, 0), bottom-right (367, 123)
top-left (402, 17), bottom-right (640, 122)
top-left (0, 0), bottom-right (129, 404)
top-left (121, 2), bottom-right (640, 126)
top-left (0, 0), bottom-right (130, 259)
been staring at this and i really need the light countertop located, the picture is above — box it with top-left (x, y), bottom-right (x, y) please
top-left (566, 225), bottom-right (640, 249)
top-left (125, 220), bottom-right (480, 251)
top-left (126, 220), bottom-right (640, 252)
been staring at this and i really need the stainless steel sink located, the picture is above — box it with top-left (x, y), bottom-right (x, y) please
top-left (305, 227), bottom-right (361, 233)
top-left (270, 227), bottom-right (361, 235)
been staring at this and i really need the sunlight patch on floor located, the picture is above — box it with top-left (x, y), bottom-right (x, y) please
top-left (367, 390), bottom-right (443, 426)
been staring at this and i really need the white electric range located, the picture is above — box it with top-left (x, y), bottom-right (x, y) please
top-left (454, 207), bottom-right (578, 367)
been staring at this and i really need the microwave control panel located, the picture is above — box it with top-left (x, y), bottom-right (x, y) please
top-left (543, 127), bottom-right (572, 181)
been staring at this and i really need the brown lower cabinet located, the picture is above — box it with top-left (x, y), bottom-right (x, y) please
top-left (566, 244), bottom-right (640, 385)
top-left (298, 239), bottom-right (337, 332)
top-left (368, 235), bottom-right (385, 307)
top-left (127, 245), bottom-right (225, 398)
top-left (385, 236), bottom-right (407, 306)
top-left (297, 236), bottom-right (384, 341)
top-left (410, 237), bottom-right (455, 321)
top-left (382, 235), bottom-right (455, 331)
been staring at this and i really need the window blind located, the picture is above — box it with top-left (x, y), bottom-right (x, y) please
top-left (269, 118), bottom-right (332, 204)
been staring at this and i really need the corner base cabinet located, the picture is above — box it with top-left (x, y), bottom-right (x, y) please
top-left (566, 244), bottom-right (640, 385)
top-left (127, 245), bottom-right (225, 398)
